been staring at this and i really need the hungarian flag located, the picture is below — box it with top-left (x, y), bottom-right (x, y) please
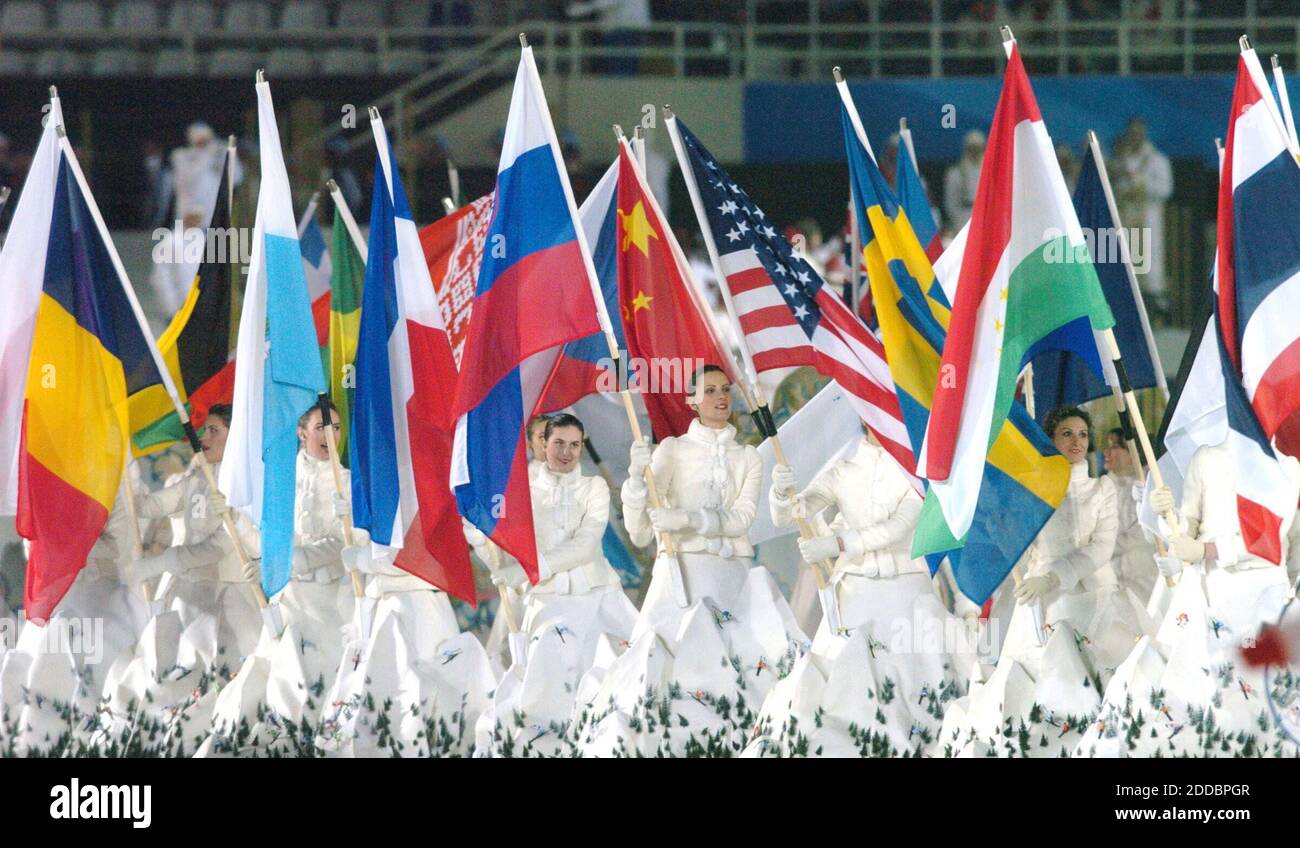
top-left (327, 204), bottom-right (364, 461)
top-left (615, 139), bottom-right (732, 438)
top-left (918, 39), bottom-right (1114, 541)
top-left (129, 163), bottom-right (237, 454)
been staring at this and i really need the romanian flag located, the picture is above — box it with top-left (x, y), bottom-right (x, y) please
top-left (839, 81), bottom-right (1070, 604)
top-left (19, 146), bottom-right (166, 623)
top-left (327, 205), bottom-right (364, 461)
top-left (129, 163), bottom-right (236, 454)
top-left (615, 138), bottom-right (733, 438)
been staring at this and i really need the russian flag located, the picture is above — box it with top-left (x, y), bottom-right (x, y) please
top-left (1214, 47), bottom-right (1300, 563)
top-left (451, 45), bottom-right (604, 579)
top-left (350, 112), bottom-right (475, 603)
top-left (220, 78), bottom-right (327, 598)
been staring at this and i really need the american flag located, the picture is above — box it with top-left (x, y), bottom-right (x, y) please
top-left (675, 119), bottom-right (918, 487)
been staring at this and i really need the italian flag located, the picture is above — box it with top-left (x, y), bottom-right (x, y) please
top-left (918, 40), bottom-right (1114, 538)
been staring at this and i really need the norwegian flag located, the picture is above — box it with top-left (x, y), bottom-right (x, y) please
top-left (674, 118), bottom-right (918, 488)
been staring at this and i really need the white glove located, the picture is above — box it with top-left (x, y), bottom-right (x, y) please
top-left (650, 507), bottom-right (691, 533)
top-left (798, 534), bottom-right (840, 564)
top-left (1150, 484), bottom-right (1175, 516)
top-left (332, 494), bottom-right (350, 519)
top-left (206, 487), bottom-right (229, 516)
top-left (1155, 555), bottom-right (1182, 578)
top-left (341, 545), bottom-right (368, 574)
top-left (131, 548), bottom-right (179, 582)
top-left (461, 518), bottom-right (488, 548)
top-left (770, 464), bottom-right (797, 498)
top-left (242, 557), bottom-right (261, 584)
top-left (1014, 573), bottom-right (1059, 604)
top-left (628, 438), bottom-right (652, 477)
top-left (491, 562), bottom-right (529, 589)
top-left (1169, 532), bottom-right (1206, 563)
top-left (291, 548), bottom-right (315, 576)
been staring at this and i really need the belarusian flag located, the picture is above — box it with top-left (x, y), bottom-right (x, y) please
top-left (918, 39), bottom-right (1114, 539)
top-left (327, 204), bottom-right (364, 460)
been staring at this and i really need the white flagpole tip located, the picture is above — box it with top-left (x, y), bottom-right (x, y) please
top-left (256, 68), bottom-right (265, 83)
top-left (519, 33), bottom-right (528, 48)
top-left (633, 126), bottom-right (643, 140)
top-left (368, 106), bottom-right (381, 121)
top-left (612, 124), bottom-right (624, 139)
top-left (0, 187), bottom-right (10, 202)
top-left (832, 66), bottom-right (843, 83)
top-left (48, 85), bottom-right (58, 99)
top-left (441, 197), bottom-right (455, 214)
top-left (326, 178), bottom-right (340, 192)
top-left (308, 190), bottom-right (320, 206)
top-left (663, 105), bottom-right (674, 120)
top-left (1239, 35), bottom-right (1252, 52)
top-left (1272, 53), bottom-right (1282, 69)
top-left (227, 134), bottom-right (237, 149)
top-left (1000, 25), bottom-right (1015, 43)
top-left (900, 117), bottom-right (908, 131)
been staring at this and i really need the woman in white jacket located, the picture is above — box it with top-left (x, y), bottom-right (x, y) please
top-left (573, 365), bottom-right (806, 757)
top-left (474, 413), bottom-right (637, 755)
top-left (748, 431), bottom-right (975, 756)
top-left (1076, 444), bottom-right (1300, 757)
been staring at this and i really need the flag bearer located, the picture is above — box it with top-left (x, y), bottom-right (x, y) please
top-left (473, 413), bottom-right (637, 756)
top-left (129, 404), bottom-right (262, 664)
top-left (748, 427), bottom-right (976, 756)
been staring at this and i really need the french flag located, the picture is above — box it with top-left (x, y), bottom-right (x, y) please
top-left (1215, 47), bottom-right (1300, 564)
top-left (350, 111), bottom-right (475, 603)
top-left (451, 44), bottom-right (603, 580)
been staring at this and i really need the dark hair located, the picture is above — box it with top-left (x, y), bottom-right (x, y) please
top-left (298, 398), bottom-right (338, 428)
top-left (205, 404), bottom-right (233, 429)
top-left (687, 363), bottom-right (728, 396)
top-left (1107, 427), bottom-right (1126, 444)
top-left (543, 413), bottom-right (584, 441)
top-left (527, 414), bottom-right (553, 439)
top-left (1044, 405), bottom-right (1092, 441)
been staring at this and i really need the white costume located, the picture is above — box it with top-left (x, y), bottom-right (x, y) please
top-left (133, 460), bottom-right (262, 665)
top-left (1109, 471), bottom-right (1158, 604)
top-left (3, 476), bottom-right (149, 753)
top-left (1077, 445), bottom-right (1300, 757)
top-left (317, 546), bottom-right (494, 758)
top-left (748, 439), bottom-right (976, 757)
top-left (1110, 138), bottom-right (1172, 297)
top-left (940, 461), bottom-right (1146, 756)
top-left (474, 465), bottom-right (637, 757)
top-left (573, 420), bottom-right (806, 757)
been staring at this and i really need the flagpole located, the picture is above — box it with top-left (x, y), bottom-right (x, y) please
top-left (327, 179), bottom-right (368, 264)
top-left (297, 190), bottom-right (320, 236)
top-left (446, 158), bottom-right (460, 208)
top-left (0, 186), bottom-right (10, 216)
top-left (441, 197), bottom-right (456, 215)
top-left (1241, 37), bottom-right (1298, 159)
top-left (664, 107), bottom-right (838, 599)
top-left (1270, 55), bottom-right (1300, 152)
top-left (632, 125), bottom-right (647, 174)
top-left (1086, 130), bottom-right (1169, 399)
top-left (54, 125), bottom-right (268, 610)
top-left (225, 135), bottom-right (236, 217)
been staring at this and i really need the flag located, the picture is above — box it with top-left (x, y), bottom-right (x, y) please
top-left (534, 158), bottom-right (627, 415)
top-left (420, 193), bottom-right (493, 368)
top-left (326, 205), bottom-right (365, 461)
top-left (451, 46), bottom-right (603, 578)
top-left (220, 79), bottom-right (328, 598)
top-left (0, 94), bottom-right (63, 516)
top-left (1029, 139), bottom-right (1163, 421)
top-left (1212, 50), bottom-right (1300, 563)
top-left (895, 132), bottom-right (943, 262)
top-left (840, 87), bottom-right (1070, 603)
top-left (613, 139), bottom-right (734, 438)
top-left (918, 42), bottom-right (1115, 542)
top-left (673, 117), bottom-right (918, 488)
top-left (297, 202), bottom-right (333, 347)
top-left (129, 163), bottom-right (236, 454)
top-left (350, 116), bottom-right (475, 603)
top-left (18, 141), bottom-right (167, 623)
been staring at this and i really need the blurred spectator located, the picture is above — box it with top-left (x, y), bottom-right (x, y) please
top-left (1008, 0), bottom-right (1066, 48)
top-left (323, 135), bottom-right (363, 219)
top-left (1110, 117), bottom-right (1171, 319)
top-left (171, 121), bottom-right (241, 229)
top-left (1056, 142), bottom-right (1079, 193)
top-left (944, 128), bottom-right (984, 231)
top-left (0, 132), bottom-right (16, 191)
top-left (561, 129), bottom-right (592, 200)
